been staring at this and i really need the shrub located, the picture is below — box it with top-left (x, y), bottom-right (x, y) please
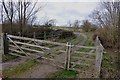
top-left (3, 23), bottom-right (75, 41)
top-left (22, 27), bottom-right (53, 39)
top-left (96, 27), bottom-right (118, 49)
top-left (59, 30), bottom-right (75, 39)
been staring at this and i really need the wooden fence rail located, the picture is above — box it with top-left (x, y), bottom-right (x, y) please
top-left (8, 34), bottom-right (66, 46)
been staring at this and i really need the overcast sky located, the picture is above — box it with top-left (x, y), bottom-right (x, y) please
top-left (36, 2), bottom-right (99, 26)
top-left (1, 0), bottom-right (115, 26)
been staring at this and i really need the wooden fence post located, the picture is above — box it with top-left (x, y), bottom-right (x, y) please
top-left (3, 33), bottom-right (9, 54)
top-left (18, 32), bottom-right (21, 36)
top-left (33, 32), bottom-right (36, 39)
top-left (67, 43), bottom-right (71, 70)
top-left (65, 42), bottom-right (69, 70)
top-left (1, 33), bottom-right (4, 55)
top-left (65, 42), bottom-right (71, 70)
top-left (95, 36), bottom-right (104, 77)
top-left (0, 25), bottom-right (2, 63)
top-left (44, 31), bottom-right (46, 40)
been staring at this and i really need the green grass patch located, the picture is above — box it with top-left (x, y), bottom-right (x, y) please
top-left (3, 59), bottom-right (39, 77)
top-left (2, 54), bottom-right (18, 62)
top-left (84, 39), bottom-right (94, 46)
top-left (102, 50), bottom-right (117, 70)
top-left (101, 50), bottom-right (118, 78)
top-left (50, 69), bottom-right (78, 78)
top-left (77, 39), bottom-right (94, 52)
top-left (71, 36), bottom-right (84, 45)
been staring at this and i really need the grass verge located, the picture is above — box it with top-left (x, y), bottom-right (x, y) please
top-left (84, 39), bottom-right (94, 46)
top-left (100, 49), bottom-right (118, 78)
top-left (49, 69), bottom-right (78, 78)
top-left (3, 59), bottom-right (39, 77)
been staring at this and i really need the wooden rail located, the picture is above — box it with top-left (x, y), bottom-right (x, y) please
top-left (9, 45), bottom-right (44, 54)
top-left (9, 40), bottom-right (50, 50)
top-left (8, 35), bottom-right (66, 46)
top-left (75, 51), bottom-right (95, 54)
top-left (75, 45), bottom-right (97, 49)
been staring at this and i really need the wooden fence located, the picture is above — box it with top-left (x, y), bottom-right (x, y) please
top-left (2, 33), bottom-right (104, 77)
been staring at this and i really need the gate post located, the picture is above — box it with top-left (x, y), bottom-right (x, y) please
top-left (44, 31), bottom-right (46, 40)
top-left (1, 33), bottom-right (4, 54)
top-left (65, 42), bottom-right (71, 70)
top-left (95, 36), bottom-right (104, 77)
top-left (3, 33), bottom-right (9, 54)
top-left (0, 25), bottom-right (3, 63)
top-left (33, 32), bottom-right (36, 39)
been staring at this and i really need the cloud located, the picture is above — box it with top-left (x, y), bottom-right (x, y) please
top-left (36, 2), bottom-right (99, 26)
top-left (2, 0), bottom-right (117, 2)
top-left (28, 0), bottom-right (112, 2)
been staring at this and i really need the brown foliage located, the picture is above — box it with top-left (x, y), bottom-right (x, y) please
top-left (96, 27), bottom-right (118, 49)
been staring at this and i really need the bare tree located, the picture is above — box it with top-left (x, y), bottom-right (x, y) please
top-left (90, 1), bottom-right (120, 48)
top-left (0, 3), bottom-right (3, 25)
top-left (15, 0), bottom-right (42, 35)
top-left (81, 20), bottom-right (91, 32)
top-left (44, 19), bottom-right (57, 27)
top-left (2, 0), bottom-right (15, 33)
top-left (67, 20), bottom-right (72, 27)
top-left (91, 2), bottom-right (120, 28)
top-left (73, 20), bottom-right (80, 27)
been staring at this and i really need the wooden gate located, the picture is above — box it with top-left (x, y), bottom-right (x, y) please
top-left (2, 33), bottom-right (104, 77)
top-left (65, 36), bottom-right (104, 77)
top-left (4, 33), bottom-right (66, 69)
